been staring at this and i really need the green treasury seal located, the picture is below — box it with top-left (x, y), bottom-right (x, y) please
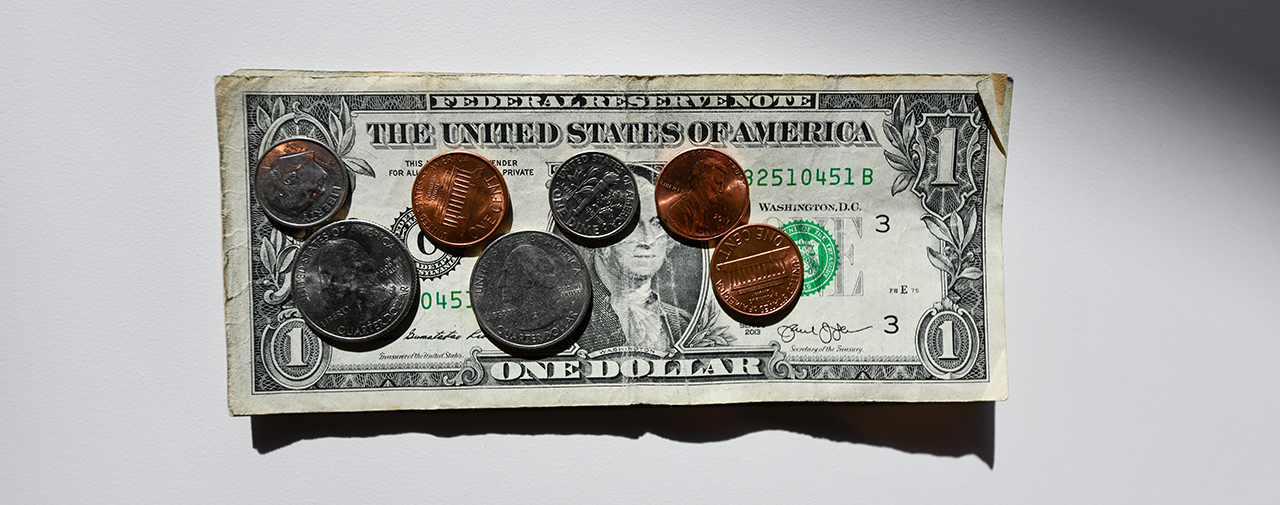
top-left (781, 220), bottom-right (838, 296)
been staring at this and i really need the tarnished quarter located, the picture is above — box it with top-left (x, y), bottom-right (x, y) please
top-left (655, 147), bottom-right (750, 241)
top-left (710, 224), bottom-right (804, 317)
top-left (469, 230), bottom-right (592, 351)
top-left (412, 151), bottom-right (509, 248)
top-left (254, 138), bottom-right (349, 228)
top-left (549, 151), bottom-right (639, 240)
top-left (292, 220), bottom-right (417, 343)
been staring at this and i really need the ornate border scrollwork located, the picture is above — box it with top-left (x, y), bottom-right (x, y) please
top-left (443, 348), bottom-right (486, 386)
top-left (764, 341), bottom-right (809, 380)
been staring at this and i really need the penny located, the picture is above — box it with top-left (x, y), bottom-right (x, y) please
top-left (709, 224), bottom-right (804, 317)
top-left (549, 151), bottom-right (639, 241)
top-left (411, 151), bottom-right (509, 248)
top-left (469, 230), bottom-right (592, 351)
top-left (254, 138), bottom-right (349, 228)
top-left (292, 220), bottom-right (417, 343)
top-left (654, 147), bottom-right (749, 241)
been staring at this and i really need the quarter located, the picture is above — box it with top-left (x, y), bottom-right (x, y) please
top-left (549, 151), bottom-right (639, 241)
top-left (411, 151), bottom-right (509, 248)
top-left (655, 147), bottom-right (749, 241)
top-left (254, 138), bottom-right (349, 228)
top-left (292, 220), bottom-right (418, 343)
top-left (469, 230), bottom-right (592, 351)
top-left (709, 224), bottom-right (804, 317)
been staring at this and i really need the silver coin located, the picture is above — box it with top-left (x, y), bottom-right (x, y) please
top-left (292, 220), bottom-right (417, 343)
top-left (469, 230), bottom-right (592, 350)
top-left (255, 138), bottom-right (350, 228)
top-left (549, 151), bottom-right (639, 240)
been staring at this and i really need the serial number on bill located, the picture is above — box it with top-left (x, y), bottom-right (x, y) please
top-left (746, 167), bottom-right (875, 187)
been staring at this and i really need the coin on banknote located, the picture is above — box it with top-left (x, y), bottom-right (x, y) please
top-left (710, 224), bottom-right (804, 317)
top-left (469, 230), bottom-right (591, 350)
top-left (412, 151), bottom-right (509, 248)
top-left (549, 151), bottom-right (639, 241)
top-left (292, 219), bottom-right (417, 343)
top-left (254, 138), bottom-right (349, 228)
top-left (655, 147), bottom-right (749, 241)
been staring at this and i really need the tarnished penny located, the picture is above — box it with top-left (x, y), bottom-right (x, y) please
top-left (549, 151), bottom-right (639, 241)
top-left (411, 151), bottom-right (509, 247)
top-left (469, 230), bottom-right (591, 351)
top-left (655, 148), bottom-right (749, 241)
top-left (710, 224), bottom-right (804, 317)
top-left (292, 220), bottom-right (417, 343)
top-left (254, 138), bottom-right (349, 228)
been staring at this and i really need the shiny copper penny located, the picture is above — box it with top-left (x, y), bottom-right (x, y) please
top-left (710, 224), bottom-right (804, 317)
top-left (655, 148), bottom-right (749, 241)
top-left (412, 151), bottom-right (509, 247)
top-left (255, 138), bottom-right (349, 228)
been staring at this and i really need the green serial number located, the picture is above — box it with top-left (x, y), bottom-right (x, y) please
top-left (422, 290), bottom-right (470, 310)
top-left (746, 167), bottom-right (874, 187)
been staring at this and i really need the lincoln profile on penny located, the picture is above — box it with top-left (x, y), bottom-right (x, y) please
top-left (576, 177), bottom-right (692, 355)
top-left (663, 156), bottom-right (734, 237)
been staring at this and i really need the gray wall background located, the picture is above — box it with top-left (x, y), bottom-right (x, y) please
top-left (2, 0), bottom-right (1277, 502)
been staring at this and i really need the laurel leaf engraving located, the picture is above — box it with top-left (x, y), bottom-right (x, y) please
top-left (891, 172), bottom-right (912, 195)
top-left (884, 150), bottom-right (913, 173)
top-left (344, 157), bottom-right (375, 178)
top-left (259, 242), bottom-right (274, 273)
top-left (340, 125), bottom-right (355, 153)
top-left (278, 247), bottom-right (297, 275)
top-left (327, 111), bottom-right (341, 147)
top-left (340, 98), bottom-right (352, 127)
top-left (946, 212), bottom-right (964, 247)
top-left (922, 215), bottom-right (954, 246)
top-left (891, 96), bottom-right (906, 128)
top-left (958, 266), bottom-right (982, 280)
top-left (927, 247), bottom-right (953, 273)
top-left (884, 122), bottom-right (906, 155)
top-left (902, 118), bottom-right (917, 152)
top-left (963, 206), bottom-right (977, 250)
top-left (273, 98), bottom-right (286, 120)
top-left (256, 107), bottom-right (271, 132)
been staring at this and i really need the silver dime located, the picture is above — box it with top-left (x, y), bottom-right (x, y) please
top-left (469, 230), bottom-right (592, 350)
top-left (255, 138), bottom-right (350, 228)
top-left (292, 220), bottom-right (417, 343)
top-left (549, 151), bottom-right (639, 240)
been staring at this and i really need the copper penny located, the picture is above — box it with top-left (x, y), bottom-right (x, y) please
top-left (254, 138), bottom-right (349, 228)
top-left (655, 147), bottom-right (749, 241)
top-left (710, 224), bottom-right (804, 317)
top-left (411, 151), bottom-right (509, 247)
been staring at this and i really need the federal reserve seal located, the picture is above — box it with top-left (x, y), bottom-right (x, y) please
top-left (391, 208), bottom-right (462, 281)
top-left (781, 220), bottom-right (838, 296)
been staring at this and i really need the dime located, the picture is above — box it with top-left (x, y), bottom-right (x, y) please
top-left (254, 138), bottom-right (349, 228)
top-left (655, 147), bottom-right (749, 241)
top-left (710, 224), bottom-right (804, 317)
top-left (549, 151), bottom-right (639, 241)
top-left (469, 230), bottom-right (591, 350)
top-left (292, 220), bottom-right (417, 343)
top-left (412, 151), bottom-right (509, 248)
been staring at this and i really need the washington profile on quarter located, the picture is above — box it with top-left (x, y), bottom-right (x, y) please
top-left (469, 230), bottom-right (592, 351)
top-left (655, 147), bottom-right (750, 241)
top-left (710, 224), bottom-right (804, 318)
top-left (292, 220), bottom-right (417, 343)
top-left (254, 138), bottom-right (349, 228)
top-left (549, 151), bottom-right (639, 241)
top-left (412, 151), bottom-right (509, 248)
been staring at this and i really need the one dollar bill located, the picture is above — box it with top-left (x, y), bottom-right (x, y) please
top-left (217, 71), bottom-right (1012, 415)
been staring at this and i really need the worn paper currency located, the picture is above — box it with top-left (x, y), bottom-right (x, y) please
top-left (218, 71), bottom-right (1012, 415)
